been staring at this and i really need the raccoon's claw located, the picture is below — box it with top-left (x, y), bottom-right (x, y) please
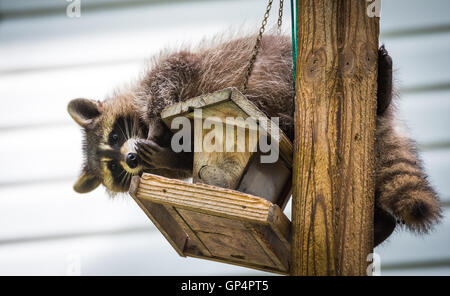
top-left (136, 139), bottom-right (163, 153)
top-left (136, 139), bottom-right (159, 168)
top-left (138, 153), bottom-right (155, 170)
top-left (136, 140), bottom-right (156, 158)
top-left (136, 139), bottom-right (193, 172)
top-left (377, 45), bottom-right (393, 116)
top-left (374, 206), bottom-right (396, 247)
top-left (136, 139), bottom-right (177, 170)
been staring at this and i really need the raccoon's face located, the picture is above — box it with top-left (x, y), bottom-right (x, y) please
top-left (68, 97), bottom-right (148, 194)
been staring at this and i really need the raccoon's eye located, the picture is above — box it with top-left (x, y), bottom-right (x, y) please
top-left (108, 161), bottom-right (119, 172)
top-left (109, 132), bottom-right (119, 144)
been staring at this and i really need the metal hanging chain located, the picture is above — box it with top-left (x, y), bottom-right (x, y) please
top-left (277, 0), bottom-right (284, 35)
top-left (242, 0), bottom-right (274, 91)
top-left (242, 0), bottom-right (284, 91)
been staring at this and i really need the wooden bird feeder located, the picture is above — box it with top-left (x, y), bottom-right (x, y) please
top-left (129, 88), bottom-right (293, 274)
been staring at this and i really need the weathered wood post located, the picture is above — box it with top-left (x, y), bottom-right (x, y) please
top-left (291, 0), bottom-right (379, 275)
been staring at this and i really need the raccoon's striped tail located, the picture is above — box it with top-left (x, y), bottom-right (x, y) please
top-left (375, 115), bottom-right (442, 233)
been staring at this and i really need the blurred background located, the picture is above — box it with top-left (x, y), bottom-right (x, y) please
top-left (0, 0), bottom-right (449, 276)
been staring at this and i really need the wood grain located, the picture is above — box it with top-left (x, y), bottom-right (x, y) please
top-left (129, 176), bottom-right (187, 257)
top-left (136, 173), bottom-right (274, 222)
top-left (131, 173), bottom-right (292, 274)
top-left (291, 0), bottom-right (379, 275)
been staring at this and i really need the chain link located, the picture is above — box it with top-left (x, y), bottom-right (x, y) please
top-left (242, 0), bottom-right (273, 91)
top-left (277, 0), bottom-right (284, 35)
top-left (242, 0), bottom-right (284, 91)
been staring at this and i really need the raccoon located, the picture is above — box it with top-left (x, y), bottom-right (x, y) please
top-left (68, 34), bottom-right (441, 246)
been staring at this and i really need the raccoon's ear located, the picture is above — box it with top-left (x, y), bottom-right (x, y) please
top-left (68, 98), bottom-right (101, 128)
top-left (73, 170), bottom-right (101, 193)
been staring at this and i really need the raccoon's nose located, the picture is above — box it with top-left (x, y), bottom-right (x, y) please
top-left (126, 153), bottom-right (139, 169)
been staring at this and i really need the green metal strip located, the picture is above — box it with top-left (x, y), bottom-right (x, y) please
top-left (290, 0), bottom-right (297, 86)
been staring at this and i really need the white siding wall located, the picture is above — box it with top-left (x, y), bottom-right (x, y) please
top-left (0, 0), bottom-right (448, 275)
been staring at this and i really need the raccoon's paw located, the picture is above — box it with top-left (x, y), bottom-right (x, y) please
top-left (377, 45), bottom-right (393, 116)
top-left (374, 206), bottom-right (396, 247)
top-left (136, 139), bottom-right (191, 171)
top-left (136, 139), bottom-right (172, 169)
top-left (393, 192), bottom-right (443, 233)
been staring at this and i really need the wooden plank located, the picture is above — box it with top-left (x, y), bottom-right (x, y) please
top-left (177, 208), bottom-right (247, 231)
top-left (177, 200), bottom-right (291, 272)
top-left (193, 110), bottom-right (256, 189)
top-left (161, 89), bottom-right (231, 121)
top-left (132, 172), bottom-right (292, 274)
top-left (292, 0), bottom-right (378, 275)
top-left (247, 223), bottom-right (290, 271)
top-left (129, 177), bottom-right (187, 256)
top-left (135, 173), bottom-right (274, 223)
top-left (193, 223), bottom-right (277, 268)
top-left (229, 89), bottom-right (293, 165)
top-left (163, 206), bottom-right (212, 257)
top-left (184, 252), bottom-right (288, 275)
top-left (267, 205), bottom-right (291, 251)
top-left (176, 208), bottom-right (277, 268)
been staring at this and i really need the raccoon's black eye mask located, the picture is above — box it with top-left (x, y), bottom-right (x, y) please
top-left (109, 132), bottom-right (120, 145)
top-left (107, 159), bottom-right (132, 191)
top-left (108, 117), bottom-right (131, 147)
top-left (108, 160), bottom-right (123, 175)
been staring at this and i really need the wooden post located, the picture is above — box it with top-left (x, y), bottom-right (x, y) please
top-left (291, 0), bottom-right (379, 275)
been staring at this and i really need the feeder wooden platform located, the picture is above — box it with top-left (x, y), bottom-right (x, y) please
top-left (130, 88), bottom-right (293, 274)
top-left (129, 174), bottom-right (291, 274)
